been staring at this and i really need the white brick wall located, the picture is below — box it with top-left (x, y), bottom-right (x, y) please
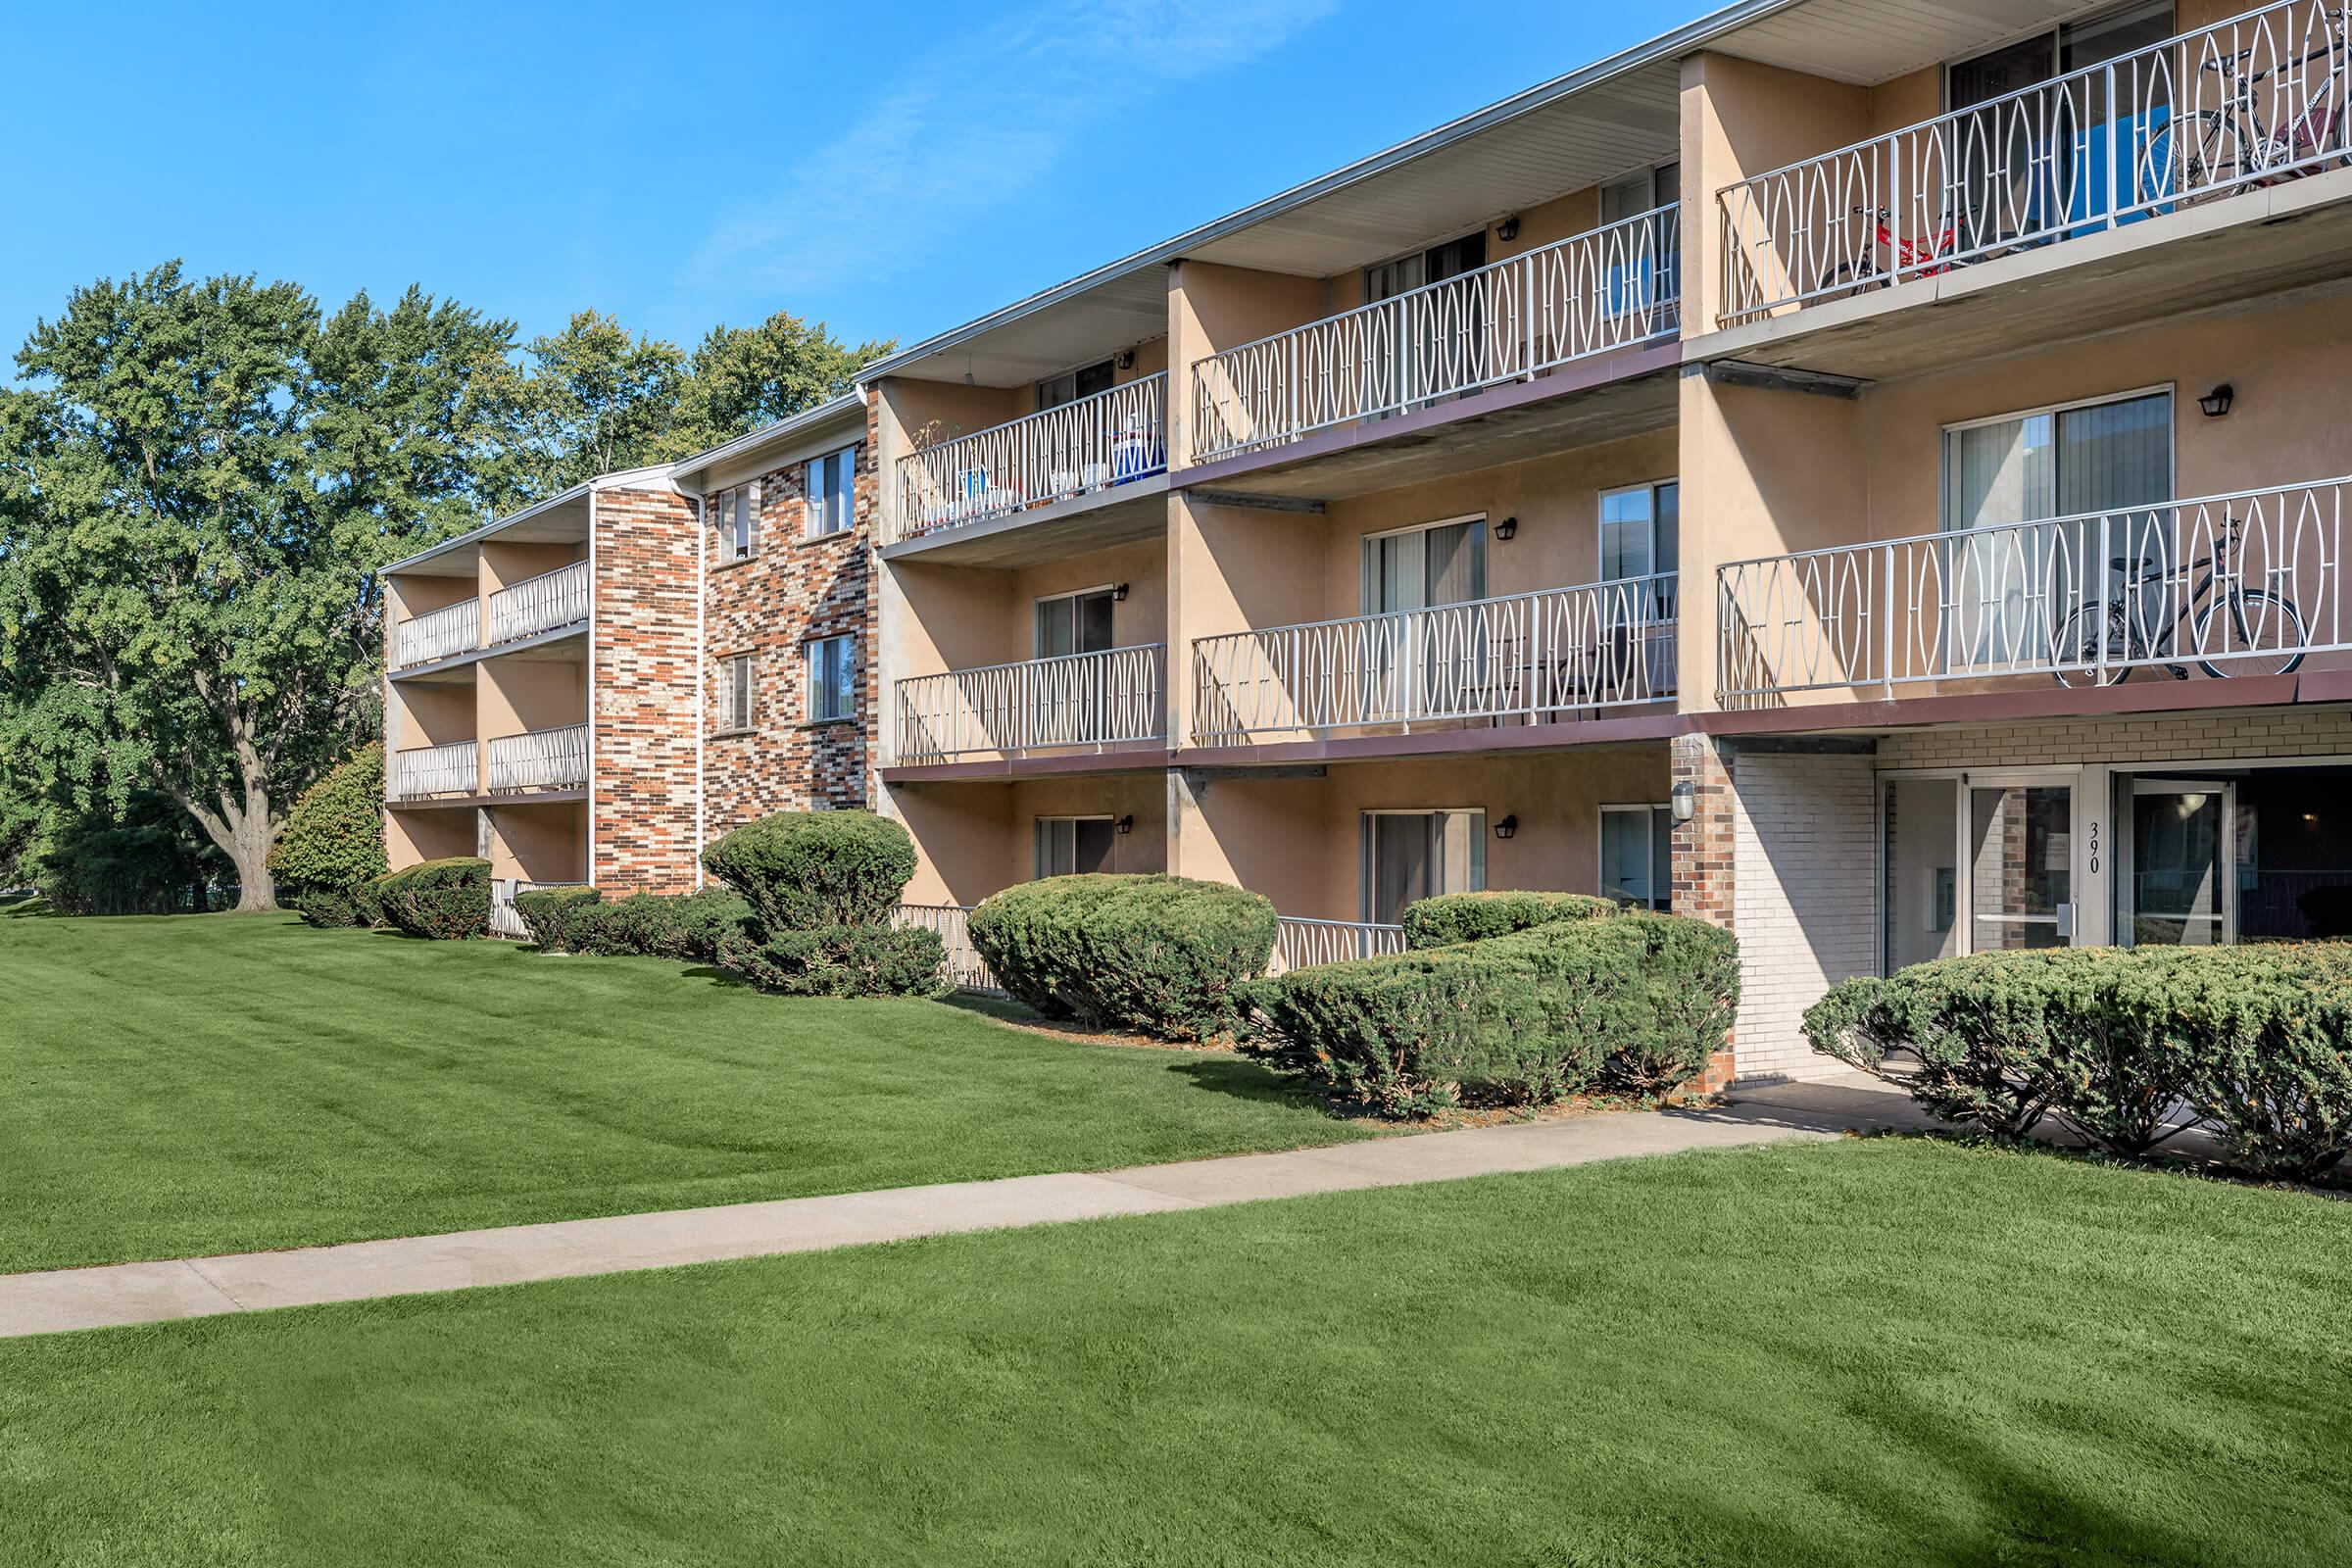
top-left (1731, 750), bottom-right (1879, 1081)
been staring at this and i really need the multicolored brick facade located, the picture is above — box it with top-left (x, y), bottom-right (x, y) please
top-left (700, 402), bottom-right (879, 839)
top-left (590, 485), bottom-right (703, 893)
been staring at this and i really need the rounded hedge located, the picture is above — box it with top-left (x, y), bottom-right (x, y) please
top-left (1803, 943), bottom-right (2352, 1179)
top-left (1400, 890), bottom-right (1618, 950)
top-left (701, 809), bottom-right (914, 932)
top-left (1246, 910), bottom-right (1738, 1116)
top-left (968, 874), bottom-right (1278, 1042)
top-left (378, 857), bottom-right (490, 940)
top-left (269, 743), bottom-right (386, 895)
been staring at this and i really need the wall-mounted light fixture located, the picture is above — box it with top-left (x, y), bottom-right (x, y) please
top-left (1494, 814), bottom-right (1518, 840)
top-left (2198, 383), bottom-right (2234, 417)
top-left (1670, 780), bottom-right (1697, 822)
top-left (1114, 814), bottom-right (1135, 835)
top-left (1111, 582), bottom-right (1130, 602)
top-left (1493, 516), bottom-right (1518, 542)
top-left (1496, 215), bottom-right (1521, 242)
top-left (1115, 350), bottom-right (1136, 371)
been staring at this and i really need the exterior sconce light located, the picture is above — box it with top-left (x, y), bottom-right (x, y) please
top-left (2198, 383), bottom-right (2234, 417)
top-left (1496, 216), bottom-right (1521, 242)
top-left (1115, 350), bottom-right (1136, 371)
top-left (1494, 516), bottom-right (1518, 541)
top-left (1670, 780), bottom-right (1696, 822)
top-left (1111, 582), bottom-right (1130, 602)
top-left (1114, 814), bottom-right (1135, 835)
top-left (1494, 814), bottom-right (1518, 840)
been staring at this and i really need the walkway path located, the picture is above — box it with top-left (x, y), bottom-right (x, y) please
top-left (0, 1077), bottom-right (1930, 1340)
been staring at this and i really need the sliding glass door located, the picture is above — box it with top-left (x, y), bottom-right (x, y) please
top-left (1883, 773), bottom-right (2081, 968)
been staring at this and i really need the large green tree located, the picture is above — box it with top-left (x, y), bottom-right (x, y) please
top-left (0, 264), bottom-right (522, 908)
top-left (659, 309), bottom-right (892, 460)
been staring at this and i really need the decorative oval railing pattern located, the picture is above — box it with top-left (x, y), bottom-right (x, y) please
top-left (394, 600), bottom-right (481, 669)
top-left (892, 374), bottom-right (1166, 544)
top-left (1717, 1), bottom-right (2352, 325)
top-left (488, 560), bottom-right (590, 645)
top-left (491, 878), bottom-right (583, 940)
top-left (896, 644), bottom-right (1165, 764)
top-left (388, 740), bottom-right (478, 800)
top-left (891, 904), bottom-right (1004, 994)
top-left (1190, 576), bottom-right (1677, 745)
top-left (1716, 478), bottom-right (2348, 701)
top-left (1190, 206), bottom-right (1679, 462)
top-left (1268, 916), bottom-right (1407, 975)
top-left (485, 723), bottom-right (590, 792)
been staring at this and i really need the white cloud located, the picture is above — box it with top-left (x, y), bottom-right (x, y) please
top-left (680, 0), bottom-right (1342, 301)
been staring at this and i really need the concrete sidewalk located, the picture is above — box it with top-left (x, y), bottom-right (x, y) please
top-left (0, 1076), bottom-right (1929, 1340)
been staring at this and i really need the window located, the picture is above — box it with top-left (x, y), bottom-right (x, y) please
top-left (805, 635), bottom-right (856, 722)
top-left (719, 653), bottom-right (754, 733)
top-left (1035, 587), bottom-right (1116, 658)
top-left (1035, 816), bottom-right (1116, 878)
top-left (714, 483), bottom-right (758, 561)
top-left (1598, 164), bottom-right (1680, 322)
top-left (805, 445), bottom-right (858, 538)
top-left (1037, 360), bottom-right (1115, 412)
top-left (1600, 805), bottom-right (1673, 911)
top-left (1941, 389), bottom-right (2172, 666)
top-left (1362, 517), bottom-right (1486, 616)
top-left (1360, 809), bottom-right (1485, 926)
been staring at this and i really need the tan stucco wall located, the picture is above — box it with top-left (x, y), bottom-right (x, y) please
top-left (479, 541), bottom-right (579, 598)
top-left (390, 679), bottom-right (475, 750)
top-left (478, 655), bottom-right (587, 741)
top-left (892, 772), bottom-right (1165, 906)
top-left (1196, 748), bottom-right (1669, 922)
top-left (386, 806), bottom-right (473, 870)
top-left (489, 801), bottom-right (586, 883)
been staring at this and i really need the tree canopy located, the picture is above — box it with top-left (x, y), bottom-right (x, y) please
top-left (0, 261), bottom-right (889, 907)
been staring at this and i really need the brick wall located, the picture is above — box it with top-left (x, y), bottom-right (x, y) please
top-left (702, 402), bottom-right (878, 839)
top-left (1873, 707), bottom-right (2352, 767)
top-left (1729, 749), bottom-right (1878, 1081)
top-left (592, 485), bottom-right (702, 892)
top-left (1669, 733), bottom-right (1738, 1092)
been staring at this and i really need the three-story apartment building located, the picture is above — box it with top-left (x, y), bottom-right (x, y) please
top-left (386, 0), bottom-right (2352, 1076)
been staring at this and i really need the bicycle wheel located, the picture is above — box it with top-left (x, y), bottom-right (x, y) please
top-left (2194, 589), bottom-right (2307, 679)
top-left (1814, 261), bottom-right (1876, 305)
top-left (2049, 605), bottom-right (2122, 688)
top-left (2155, 110), bottom-right (2236, 201)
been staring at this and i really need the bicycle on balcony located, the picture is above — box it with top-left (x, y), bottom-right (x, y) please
top-left (1816, 207), bottom-right (1960, 300)
top-left (2049, 514), bottom-right (2308, 687)
top-left (2150, 8), bottom-right (2350, 197)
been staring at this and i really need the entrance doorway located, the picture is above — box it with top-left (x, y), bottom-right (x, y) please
top-left (1882, 773), bottom-right (2079, 969)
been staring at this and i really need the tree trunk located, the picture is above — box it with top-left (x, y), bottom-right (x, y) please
top-left (174, 776), bottom-right (280, 912)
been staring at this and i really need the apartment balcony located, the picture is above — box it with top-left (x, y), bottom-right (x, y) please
top-left (1268, 916), bottom-right (1405, 974)
top-left (394, 601), bottom-right (480, 670)
top-left (1705, 0), bottom-right (2352, 378)
top-left (887, 375), bottom-right (1168, 564)
top-left (491, 877), bottom-right (584, 940)
top-left (488, 560), bottom-right (589, 645)
top-left (485, 723), bottom-right (590, 793)
top-left (1189, 576), bottom-right (1678, 750)
top-left (388, 740), bottom-right (478, 802)
top-left (894, 645), bottom-right (1167, 769)
top-left (1716, 477), bottom-right (2348, 711)
top-left (1184, 208), bottom-right (1680, 498)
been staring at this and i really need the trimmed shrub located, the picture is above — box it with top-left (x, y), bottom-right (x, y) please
top-left (1246, 911), bottom-right (1739, 1116)
top-left (295, 888), bottom-right (366, 929)
top-left (514, 885), bottom-right (601, 951)
top-left (349, 877), bottom-right (389, 929)
top-left (269, 743), bottom-right (386, 897)
top-left (968, 874), bottom-right (1278, 1041)
top-left (1399, 890), bottom-right (1618, 949)
top-left (715, 922), bottom-right (947, 998)
top-left (574, 889), bottom-right (751, 961)
top-left (701, 810), bottom-right (914, 932)
top-left (377, 857), bottom-right (490, 940)
top-left (1804, 945), bottom-right (2352, 1174)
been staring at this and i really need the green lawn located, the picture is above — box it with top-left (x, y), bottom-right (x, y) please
top-left (4, 1139), bottom-right (2346, 1566)
top-left (0, 911), bottom-right (1375, 1272)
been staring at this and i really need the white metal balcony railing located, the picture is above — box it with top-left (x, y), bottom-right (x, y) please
top-left (1190, 206), bottom-right (1681, 462)
top-left (485, 723), bottom-right (590, 793)
top-left (389, 740), bottom-right (478, 800)
top-left (1716, 0), bottom-right (2352, 325)
top-left (892, 374), bottom-right (1167, 544)
top-left (891, 904), bottom-right (1004, 994)
top-left (1190, 577), bottom-right (1678, 744)
top-left (1716, 478), bottom-right (2347, 701)
top-left (488, 560), bottom-right (590, 645)
top-left (1269, 916), bottom-right (1407, 975)
top-left (394, 600), bottom-right (480, 669)
top-left (491, 878), bottom-right (584, 940)
top-left (896, 645), bottom-right (1166, 764)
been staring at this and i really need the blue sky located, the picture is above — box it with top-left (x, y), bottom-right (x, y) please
top-left (4, 0), bottom-right (1666, 368)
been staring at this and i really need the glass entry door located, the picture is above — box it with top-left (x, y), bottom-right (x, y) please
top-left (2127, 779), bottom-right (2233, 946)
top-left (1966, 780), bottom-right (2077, 952)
